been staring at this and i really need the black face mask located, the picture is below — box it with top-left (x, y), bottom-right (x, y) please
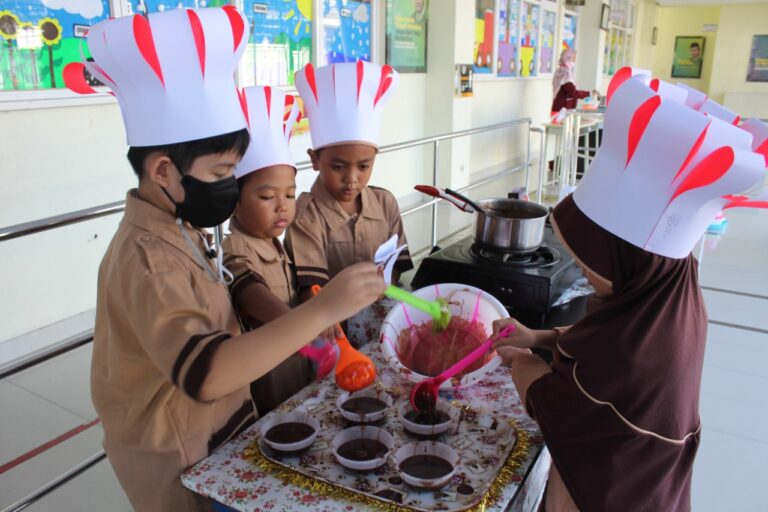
top-left (164, 174), bottom-right (239, 228)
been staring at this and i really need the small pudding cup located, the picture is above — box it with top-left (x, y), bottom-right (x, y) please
top-left (332, 426), bottom-right (394, 471)
top-left (260, 411), bottom-right (320, 454)
top-left (398, 399), bottom-right (458, 436)
top-left (394, 441), bottom-right (460, 490)
top-left (336, 388), bottom-right (393, 423)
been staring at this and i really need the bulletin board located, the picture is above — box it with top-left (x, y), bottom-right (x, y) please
top-left (0, 0), bottom-right (110, 90)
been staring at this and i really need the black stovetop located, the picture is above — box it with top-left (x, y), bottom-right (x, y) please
top-left (412, 226), bottom-right (586, 328)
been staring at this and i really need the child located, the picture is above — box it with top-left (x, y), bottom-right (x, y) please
top-left (223, 86), bottom-right (333, 416)
top-left (492, 69), bottom-right (768, 511)
top-left (65, 9), bottom-right (384, 511)
top-left (286, 61), bottom-right (413, 300)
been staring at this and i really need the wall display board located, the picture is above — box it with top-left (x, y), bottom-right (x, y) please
top-left (0, 0), bottom-right (110, 90)
top-left (520, 1), bottom-right (539, 77)
top-left (539, 8), bottom-right (555, 74)
top-left (747, 34), bottom-right (767, 82)
top-left (239, 0), bottom-right (312, 87)
top-left (321, 0), bottom-right (371, 65)
top-left (473, 0), bottom-right (494, 74)
top-left (496, 0), bottom-right (519, 77)
top-left (385, 0), bottom-right (427, 73)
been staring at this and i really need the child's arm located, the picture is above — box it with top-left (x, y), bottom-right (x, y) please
top-left (233, 278), bottom-right (291, 326)
top-left (199, 263), bottom-right (383, 400)
top-left (134, 262), bottom-right (383, 402)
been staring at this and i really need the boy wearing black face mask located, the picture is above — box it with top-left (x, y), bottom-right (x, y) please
top-left (66, 9), bottom-right (385, 512)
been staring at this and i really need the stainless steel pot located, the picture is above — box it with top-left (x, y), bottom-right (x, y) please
top-left (471, 198), bottom-right (549, 253)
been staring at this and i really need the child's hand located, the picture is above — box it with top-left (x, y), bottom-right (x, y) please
top-left (320, 325), bottom-right (344, 343)
top-left (316, 263), bottom-right (386, 323)
top-left (492, 318), bottom-right (536, 350)
top-left (496, 346), bottom-right (533, 367)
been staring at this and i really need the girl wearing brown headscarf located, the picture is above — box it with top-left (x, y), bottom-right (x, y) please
top-left (493, 194), bottom-right (707, 511)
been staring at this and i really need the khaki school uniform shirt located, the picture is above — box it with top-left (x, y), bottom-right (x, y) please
top-left (223, 219), bottom-right (312, 415)
top-left (92, 191), bottom-right (256, 512)
top-left (285, 177), bottom-right (413, 290)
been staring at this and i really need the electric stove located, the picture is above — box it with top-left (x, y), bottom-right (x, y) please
top-left (411, 225), bottom-right (589, 329)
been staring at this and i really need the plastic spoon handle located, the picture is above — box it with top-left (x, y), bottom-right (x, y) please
top-left (435, 324), bottom-right (516, 383)
top-left (384, 285), bottom-right (441, 319)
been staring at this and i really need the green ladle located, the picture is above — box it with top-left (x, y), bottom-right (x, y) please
top-left (384, 285), bottom-right (452, 331)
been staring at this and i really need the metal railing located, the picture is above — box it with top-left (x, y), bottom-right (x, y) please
top-left (0, 117), bottom-right (544, 511)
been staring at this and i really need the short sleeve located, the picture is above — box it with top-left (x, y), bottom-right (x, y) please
top-left (222, 236), bottom-right (267, 304)
top-left (285, 201), bottom-right (330, 290)
top-left (130, 267), bottom-right (233, 402)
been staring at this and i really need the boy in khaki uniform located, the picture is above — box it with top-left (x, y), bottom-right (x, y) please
top-left (66, 9), bottom-right (384, 511)
top-left (287, 62), bottom-right (413, 297)
top-left (223, 86), bottom-right (334, 416)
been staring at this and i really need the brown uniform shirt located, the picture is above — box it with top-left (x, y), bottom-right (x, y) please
top-left (223, 219), bottom-right (312, 415)
top-left (285, 177), bottom-right (413, 290)
top-left (92, 191), bottom-right (256, 512)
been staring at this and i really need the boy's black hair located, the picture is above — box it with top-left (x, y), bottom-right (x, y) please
top-left (127, 129), bottom-right (250, 178)
top-left (689, 42), bottom-right (700, 49)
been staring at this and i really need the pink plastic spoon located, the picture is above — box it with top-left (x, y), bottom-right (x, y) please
top-left (410, 324), bottom-right (516, 412)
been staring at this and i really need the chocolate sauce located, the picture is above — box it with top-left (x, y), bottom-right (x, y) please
top-left (457, 484), bottom-right (475, 495)
top-left (337, 439), bottom-right (388, 461)
top-left (399, 455), bottom-right (454, 480)
top-left (404, 409), bottom-right (450, 425)
top-left (375, 489), bottom-right (404, 503)
top-left (388, 476), bottom-right (403, 485)
top-left (340, 396), bottom-right (388, 415)
top-left (265, 422), bottom-right (315, 444)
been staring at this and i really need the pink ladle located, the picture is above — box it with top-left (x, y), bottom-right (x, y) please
top-left (410, 324), bottom-right (516, 412)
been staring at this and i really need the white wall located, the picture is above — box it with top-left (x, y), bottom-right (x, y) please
top-left (0, 0), bottom-right (586, 360)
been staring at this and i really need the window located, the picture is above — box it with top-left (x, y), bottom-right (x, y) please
top-left (320, 0), bottom-right (372, 66)
top-left (603, 0), bottom-right (635, 76)
top-left (0, 0), bottom-right (111, 90)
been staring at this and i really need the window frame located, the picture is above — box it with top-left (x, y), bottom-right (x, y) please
top-left (602, 0), bottom-right (636, 77)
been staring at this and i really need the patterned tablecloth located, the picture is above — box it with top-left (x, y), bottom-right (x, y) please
top-left (182, 307), bottom-right (549, 512)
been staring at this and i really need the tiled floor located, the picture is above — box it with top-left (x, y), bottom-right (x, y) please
top-left (0, 207), bottom-right (765, 512)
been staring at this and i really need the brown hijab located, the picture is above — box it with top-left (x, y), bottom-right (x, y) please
top-left (526, 194), bottom-right (707, 511)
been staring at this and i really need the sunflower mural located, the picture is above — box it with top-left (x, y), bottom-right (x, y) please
top-left (0, 10), bottom-right (20, 88)
top-left (0, 0), bottom-right (109, 90)
top-left (39, 17), bottom-right (61, 86)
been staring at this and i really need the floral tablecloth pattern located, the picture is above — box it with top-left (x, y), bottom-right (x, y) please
top-left (182, 310), bottom-right (546, 512)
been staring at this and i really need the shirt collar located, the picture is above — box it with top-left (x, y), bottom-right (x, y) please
top-left (309, 177), bottom-right (386, 231)
top-left (229, 217), bottom-right (290, 264)
top-left (123, 189), bottom-right (215, 272)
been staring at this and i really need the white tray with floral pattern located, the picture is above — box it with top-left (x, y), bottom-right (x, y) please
top-left (251, 384), bottom-right (519, 512)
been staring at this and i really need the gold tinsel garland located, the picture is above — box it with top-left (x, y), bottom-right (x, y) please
top-left (243, 420), bottom-right (531, 512)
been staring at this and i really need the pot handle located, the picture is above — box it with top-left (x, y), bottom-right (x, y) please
top-left (414, 185), bottom-right (475, 213)
top-left (444, 188), bottom-right (485, 214)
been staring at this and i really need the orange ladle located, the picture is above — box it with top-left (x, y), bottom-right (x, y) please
top-left (311, 285), bottom-right (377, 391)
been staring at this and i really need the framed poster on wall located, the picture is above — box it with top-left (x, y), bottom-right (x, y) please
top-left (321, 0), bottom-right (372, 65)
top-left (671, 35), bottom-right (704, 79)
top-left (386, 0), bottom-right (428, 73)
top-left (747, 34), bottom-right (768, 82)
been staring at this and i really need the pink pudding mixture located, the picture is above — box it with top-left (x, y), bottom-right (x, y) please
top-left (395, 316), bottom-right (490, 377)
